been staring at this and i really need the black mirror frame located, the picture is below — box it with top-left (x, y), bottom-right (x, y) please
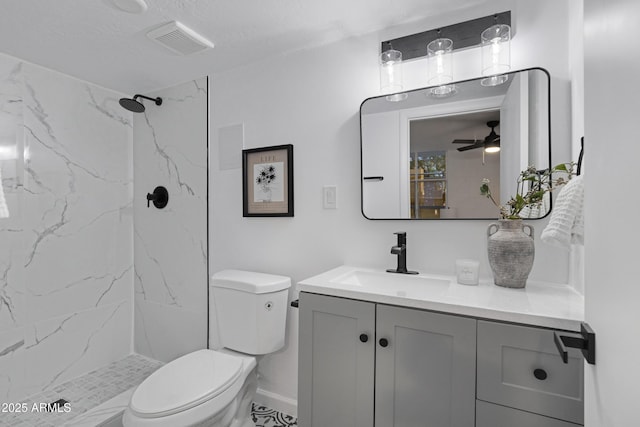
top-left (359, 67), bottom-right (552, 221)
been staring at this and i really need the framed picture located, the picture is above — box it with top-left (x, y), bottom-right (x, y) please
top-left (242, 144), bottom-right (294, 217)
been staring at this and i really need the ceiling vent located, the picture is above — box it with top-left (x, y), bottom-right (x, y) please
top-left (147, 21), bottom-right (214, 55)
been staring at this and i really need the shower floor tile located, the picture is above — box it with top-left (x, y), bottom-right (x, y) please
top-left (252, 403), bottom-right (298, 427)
top-left (0, 354), bottom-right (163, 426)
top-left (1, 356), bottom-right (297, 427)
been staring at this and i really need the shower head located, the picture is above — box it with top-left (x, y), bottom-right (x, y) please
top-left (119, 94), bottom-right (162, 113)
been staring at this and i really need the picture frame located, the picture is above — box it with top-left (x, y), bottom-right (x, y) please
top-left (242, 144), bottom-right (294, 217)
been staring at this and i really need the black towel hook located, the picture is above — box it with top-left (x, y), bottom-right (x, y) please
top-left (576, 136), bottom-right (584, 176)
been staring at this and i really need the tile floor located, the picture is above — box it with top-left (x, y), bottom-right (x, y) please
top-left (252, 403), bottom-right (297, 427)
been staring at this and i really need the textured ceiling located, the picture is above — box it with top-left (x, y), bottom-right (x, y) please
top-left (0, 0), bottom-right (488, 94)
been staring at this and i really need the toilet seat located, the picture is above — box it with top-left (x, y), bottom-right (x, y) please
top-left (130, 350), bottom-right (243, 418)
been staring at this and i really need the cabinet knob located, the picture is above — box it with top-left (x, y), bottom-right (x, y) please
top-left (359, 334), bottom-right (369, 343)
top-left (379, 338), bottom-right (389, 348)
top-left (533, 368), bottom-right (548, 381)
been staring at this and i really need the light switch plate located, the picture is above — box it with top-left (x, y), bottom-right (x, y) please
top-left (323, 185), bottom-right (337, 209)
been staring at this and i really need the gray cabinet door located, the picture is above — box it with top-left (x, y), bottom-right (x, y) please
top-left (375, 304), bottom-right (476, 427)
top-left (298, 292), bottom-right (375, 427)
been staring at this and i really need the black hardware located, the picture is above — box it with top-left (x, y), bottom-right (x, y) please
top-left (533, 368), bottom-right (548, 381)
top-left (134, 94), bottom-right (163, 105)
top-left (46, 398), bottom-right (69, 412)
top-left (363, 176), bottom-right (384, 182)
top-left (577, 136), bottom-right (584, 176)
top-left (146, 186), bottom-right (169, 209)
top-left (381, 11), bottom-right (511, 60)
top-left (554, 322), bottom-right (596, 365)
top-left (119, 94), bottom-right (162, 113)
top-left (379, 338), bottom-right (389, 348)
top-left (290, 299), bottom-right (299, 308)
top-left (359, 334), bottom-right (369, 343)
top-left (387, 232), bottom-right (419, 275)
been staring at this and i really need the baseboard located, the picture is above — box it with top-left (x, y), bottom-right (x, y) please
top-left (254, 388), bottom-right (297, 418)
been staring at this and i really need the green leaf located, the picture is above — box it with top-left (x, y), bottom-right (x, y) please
top-left (554, 163), bottom-right (568, 172)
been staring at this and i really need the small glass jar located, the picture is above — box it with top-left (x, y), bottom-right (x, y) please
top-left (456, 259), bottom-right (480, 285)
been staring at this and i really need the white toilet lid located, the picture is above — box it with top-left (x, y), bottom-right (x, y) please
top-left (130, 349), bottom-right (243, 418)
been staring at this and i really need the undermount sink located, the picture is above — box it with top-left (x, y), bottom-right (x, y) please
top-left (329, 268), bottom-right (451, 296)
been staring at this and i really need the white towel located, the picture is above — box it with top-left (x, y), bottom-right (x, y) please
top-left (0, 168), bottom-right (9, 218)
top-left (541, 175), bottom-right (584, 250)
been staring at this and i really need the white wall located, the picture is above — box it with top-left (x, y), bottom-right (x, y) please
top-left (134, 78), bottom-right (208, 363)
top-left (210, 0), bottom-right (579, 410)
top-left (584, 0), bottom-right (640, 425)
top-left (0, 53), bottom-right (133, 400)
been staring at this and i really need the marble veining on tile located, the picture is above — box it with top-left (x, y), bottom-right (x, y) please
top-left (0, 51), bottom-right (134, 402)
top-left (133, 77), bottom-right (208, 363)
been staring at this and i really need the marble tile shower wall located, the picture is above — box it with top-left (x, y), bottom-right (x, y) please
top-left (0, 53), bottom-right (134, 401)
top-left (133, 78), bottom-right (208, 362)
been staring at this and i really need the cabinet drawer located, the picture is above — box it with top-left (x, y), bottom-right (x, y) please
top-left (477, 321), bottom-right (583, 424)
top-left (476, 400), bottom-right (582, 427)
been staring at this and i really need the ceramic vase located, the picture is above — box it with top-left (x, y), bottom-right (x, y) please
top-left (487, 219), bottom-right (534, 288)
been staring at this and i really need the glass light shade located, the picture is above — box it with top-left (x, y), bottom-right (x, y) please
top-left (427, 38), bottom-right (453, 86)
top-left (380, 49), bottom-right (407, 102)
top-left (481, 24), bottom-right (511, 86)
top-left (428, 84), bottom-right (458, 98)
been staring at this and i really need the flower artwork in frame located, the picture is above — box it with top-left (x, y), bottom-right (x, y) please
top-left (242, 144), bottom-right (294, 217)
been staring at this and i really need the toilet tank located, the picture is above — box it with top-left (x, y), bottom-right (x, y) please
top-left (211, 270), bottom-right (291, 355)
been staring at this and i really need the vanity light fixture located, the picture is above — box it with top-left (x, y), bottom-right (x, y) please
top-left (380, 11), bottom-right (512, 90)
top-left (427, 36), bottom-right (456, 97)
top-left (380, 44), bottom-right (408, 102)
top-left (480, 20), bottom-right (511, 87)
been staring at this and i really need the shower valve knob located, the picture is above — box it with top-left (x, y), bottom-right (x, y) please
top-left (147, 186), bottom-right (169, 209)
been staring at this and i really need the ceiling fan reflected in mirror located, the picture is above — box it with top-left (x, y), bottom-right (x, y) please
top-left (453, 120), bottom-right (500, 153)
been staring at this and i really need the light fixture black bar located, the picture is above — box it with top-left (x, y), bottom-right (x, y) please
top-left (381, 11), bottom-right (511, 60)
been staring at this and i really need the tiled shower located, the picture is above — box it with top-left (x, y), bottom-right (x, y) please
top-left (0, 52), bottom-right (211, 418)
top-left (0, 52), bottom-right (133, 401)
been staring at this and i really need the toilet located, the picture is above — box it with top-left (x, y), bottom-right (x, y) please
top-left (122, 270), bottom-right (291, 427)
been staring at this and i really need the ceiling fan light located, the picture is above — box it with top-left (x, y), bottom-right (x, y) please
top-left (484, 145), bottom-right (500, 153)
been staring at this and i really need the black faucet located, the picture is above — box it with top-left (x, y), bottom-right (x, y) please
top-left (386, 232), bottom-right (419, 275)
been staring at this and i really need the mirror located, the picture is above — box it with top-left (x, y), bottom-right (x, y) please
top-left (360, 67), bottom-right (551, 220)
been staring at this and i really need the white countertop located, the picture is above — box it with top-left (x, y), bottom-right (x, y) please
top-left (297, 265), bottom-right (584, 331)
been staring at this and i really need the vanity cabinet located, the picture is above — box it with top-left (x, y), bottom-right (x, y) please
top-left (298, 292), bottom-right (476, 427)
top-left (298, 292), bottom-right (584, 427)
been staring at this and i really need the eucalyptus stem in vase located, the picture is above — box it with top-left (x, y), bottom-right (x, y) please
top-left (480, 163), bottom-right (576, 288)
top-left (480, 162), bottom-right (577, 220)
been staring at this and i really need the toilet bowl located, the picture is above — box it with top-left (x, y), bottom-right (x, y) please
top-left (123, 270), bottom-right (291, 427)
top-left (122, 349), bottom-right (257, 427)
